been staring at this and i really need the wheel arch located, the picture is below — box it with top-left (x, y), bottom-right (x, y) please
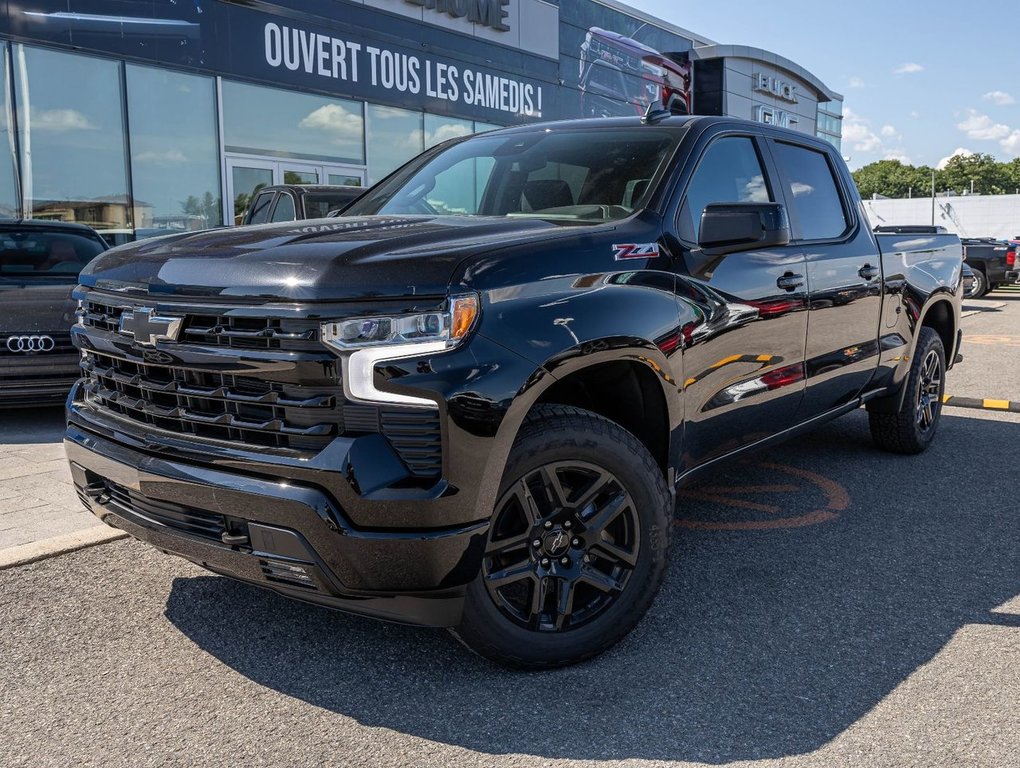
top-left (472, 344), bottom-right (681, 525)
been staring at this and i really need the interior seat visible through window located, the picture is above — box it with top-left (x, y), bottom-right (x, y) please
top-left (521, 179), bottom-right (574, 211)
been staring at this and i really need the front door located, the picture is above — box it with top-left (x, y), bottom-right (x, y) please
top-left (664, 132), bottom-right (809, 470)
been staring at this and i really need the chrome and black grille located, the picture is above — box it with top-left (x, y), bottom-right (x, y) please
top-left (81, 297), bottom-right (322, 352)
top-left (81, 348), bottom-right (341, 451)
top-left (76, 294), bottom-right (443, 478)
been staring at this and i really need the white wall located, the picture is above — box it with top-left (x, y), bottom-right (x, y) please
top-left (862, 195), bottom-right (1020, 240)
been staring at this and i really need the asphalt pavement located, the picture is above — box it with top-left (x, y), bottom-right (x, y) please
top-left (1, 288), bottom-right (1019, 767)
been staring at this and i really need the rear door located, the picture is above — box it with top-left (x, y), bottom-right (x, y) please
top-left (768, 139), bottom-right (884, 419)
top-left (663, 130), bottom-right (809, 469)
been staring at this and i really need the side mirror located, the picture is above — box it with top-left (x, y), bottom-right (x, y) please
top-left (698, 202), bottom-right (790, 255)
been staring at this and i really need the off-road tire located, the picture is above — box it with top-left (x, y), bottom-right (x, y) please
top-left (868, 326), bottom-right (946, 454)
top-left (450, 405), bottom-right (672, 669)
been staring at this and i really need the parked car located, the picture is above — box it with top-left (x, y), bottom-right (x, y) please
top-left (960, 237), bottom-right (1019, 297)
top-left (242, 184), bottom-right (365, 225)
top-left (65, 116), bottom-right (962, 668)
top-left (1, 220), bottom-right (107, 406)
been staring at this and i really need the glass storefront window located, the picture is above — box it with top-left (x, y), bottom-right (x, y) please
top-left (222, 81), bottom-right (365, 164)
top-left (126, 65), bottom-right (221, 236)
top-left (13, 45), bottom-right (130, 232)
top-left (425, 114), bottom-right (473, 149)
top-left (0, 45), bottom-right (19, 217)
top-left (366, 105), bottom-right (423, 183)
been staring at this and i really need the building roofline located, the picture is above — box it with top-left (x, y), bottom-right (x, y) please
top-left (691, 43), bottom-right (842, 102)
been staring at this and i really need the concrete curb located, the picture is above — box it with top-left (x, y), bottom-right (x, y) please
top-left (0, 526), bottom-right (128, 571)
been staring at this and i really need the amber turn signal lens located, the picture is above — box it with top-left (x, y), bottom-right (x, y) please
top-left (451, 295), bottom-right (479, 340)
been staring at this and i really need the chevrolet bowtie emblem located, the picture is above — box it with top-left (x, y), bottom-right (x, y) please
top-left (118, 307), bottom-right (183, 347)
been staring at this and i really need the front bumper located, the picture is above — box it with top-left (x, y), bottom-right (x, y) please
top-left (65, 423), bottom-right (487, 627)
top-left (0, 353), bottom-right (79, 406)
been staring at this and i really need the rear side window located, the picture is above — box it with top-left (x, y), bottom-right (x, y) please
top-left (679, 136), bottom-right (773, 242)
top-left (247, 192), bottom-right (275, 224)
top-left (0, 231), bottom-right (106, 278)
top-left (771, 142), bottom-right (849, 241)
top-left (270, 193), bottom-right (296, 222)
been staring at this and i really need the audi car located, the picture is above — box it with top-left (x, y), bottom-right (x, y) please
top-left (1, 220), bottom-right (108, 406)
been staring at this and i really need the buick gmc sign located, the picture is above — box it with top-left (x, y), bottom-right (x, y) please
top-left (405, 0), bottom-right (511, 31)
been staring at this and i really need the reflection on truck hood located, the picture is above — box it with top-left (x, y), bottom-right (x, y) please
top-left (80, 215), bottom-right (591, 301)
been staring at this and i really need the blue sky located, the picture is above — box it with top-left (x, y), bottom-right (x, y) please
top-left (623, 0), bottom-right (1020, 169)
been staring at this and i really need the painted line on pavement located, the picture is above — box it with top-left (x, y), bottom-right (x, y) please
top-left (942, 395), bottom-right (1020, 413)
top-left (0, 525), bottom-right (128, 570)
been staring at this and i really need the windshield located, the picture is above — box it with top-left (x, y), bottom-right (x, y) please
top-left (304, 190), bottom-right (362, 218)
top-left (344, 127), bottom-right (682, 222)
top-left (0, 230), bottom-right (107, 280)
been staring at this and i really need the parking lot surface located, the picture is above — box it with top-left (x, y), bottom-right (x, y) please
top-left (1, 287), bottom-right (1018, 767)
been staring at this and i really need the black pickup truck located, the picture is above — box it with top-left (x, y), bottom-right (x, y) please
top-left (64, 116), bottom-right (963, 668)
top-left (960, 237), bottom-right (1019, 297)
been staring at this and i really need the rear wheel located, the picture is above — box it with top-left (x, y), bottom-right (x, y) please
top-left (868, 326), bottom-right (945, 454)
top-left (970, 268), bottom-right (987, 298)
top-left (451, 405), bottom-right (671, 669)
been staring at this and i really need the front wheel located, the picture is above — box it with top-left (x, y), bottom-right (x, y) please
top-left (451, 405), bottom-right (672, 669)
top-left (868, 326), bottom-right (946, 454)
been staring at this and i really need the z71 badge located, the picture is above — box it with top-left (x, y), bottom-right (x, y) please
top-left (613, 243), bottom-right (660, 260)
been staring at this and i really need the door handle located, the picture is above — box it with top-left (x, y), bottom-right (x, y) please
top-left (858, 264), bottom-right (880, 280)
top-left (776, 273), bottom-right (804, 291)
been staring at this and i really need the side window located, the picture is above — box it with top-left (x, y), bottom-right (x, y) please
top-left (247, 192), bottom-right (275, 225)
top-left (771, 142), bottom-right (848, 240)
top-left (270, 193), bottom-right (296, 222)
top-left (679, 137), bottom-right (772, 242)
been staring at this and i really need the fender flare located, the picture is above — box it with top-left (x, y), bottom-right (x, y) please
top-left (470, 339), bottom-right (681, 522)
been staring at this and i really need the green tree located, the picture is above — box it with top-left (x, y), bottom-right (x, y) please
top-left (939, 153), bottom-right (1008, 195)
top-left (851, 160), bottom-right (932, 199)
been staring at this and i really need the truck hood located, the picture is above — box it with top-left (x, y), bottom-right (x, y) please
top-left (80, 215), bottom-right (599, 302)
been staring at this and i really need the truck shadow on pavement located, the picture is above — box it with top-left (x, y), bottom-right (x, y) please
top-left (165, 410), bottom-right (1020, 763)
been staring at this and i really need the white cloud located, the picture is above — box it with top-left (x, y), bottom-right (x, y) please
top-left (30, 108), bottom-right (96, 132)
top-left (848, 76), bottom-right (866, 89)
top-left (135, 149), bottom-right (188, 166)
top-left (957, 109), bottom-right (1010, 141)
top-left (884, 150), bottom-right (912, 165)
top-left (426, 122), bottom-right (472, 147)
top-left (910, 110), bottom-right (920, 119)
top-left (937, 148), bottom-right (974, 169)
top-left (1001, 130), bottom-right (1020, 157)
top-left (983, 90), bottom-right (1015, 106)
top-left (880, 124), bottom-right (898, 138)
top-left (298, 104), bottom-right (364, 146)
top-left (842, 108), bottom-right (883, 153)
top-left (894, 62), bottom-right (924, 75)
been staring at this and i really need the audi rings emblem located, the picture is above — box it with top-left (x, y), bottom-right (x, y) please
top-left (5, 335), bottom-right (56, 353)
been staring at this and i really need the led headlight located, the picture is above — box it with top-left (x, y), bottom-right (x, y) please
top-left (321, 294), bottom-right (479, 406)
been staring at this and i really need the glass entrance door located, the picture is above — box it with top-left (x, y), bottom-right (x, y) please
top-left (227, 158), bottom-right (274, 225)
top-left (226, 155), bottom-right (366, 225)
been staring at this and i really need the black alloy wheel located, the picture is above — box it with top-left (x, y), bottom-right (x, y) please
top-left (915, 348), bottom-right (942, 432)
top-left (452, 405), bottom-right (672, 669)
top-left (868, 326), bottom-right (946, 454)
top-left (482, 461), bottom-right (639, 632)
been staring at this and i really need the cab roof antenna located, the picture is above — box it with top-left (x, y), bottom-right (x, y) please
top-left (641, 99), bottom-right (672, 124)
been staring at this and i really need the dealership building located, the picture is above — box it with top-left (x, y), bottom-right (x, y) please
top-left (0, 0), bottom-right (843, 236)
